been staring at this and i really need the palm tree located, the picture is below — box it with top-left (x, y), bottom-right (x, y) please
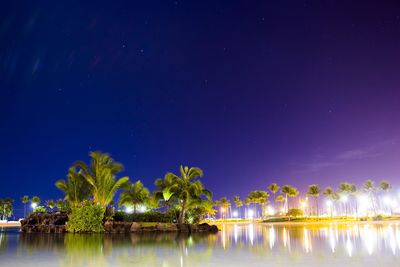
top-left (233, 196), bottom-right (243, 218)
top-left (281, 185), bottom-right (298, 212)
top-left (275, 195), bottom-right (285, 213)
top-left (338, 182), bottom-right (352, 216)
top-left (349, 184), bottom-right (358, 216)
top-left (55, 166), bottom-right (91, 207)
top-left (154, 174), bottom-right (176, 212)
top-left (45, 200), bottom-right (56, 211)
top-left (21, 195), bottom-right (29, 218)
top-left (306, 184), bottom-right (321, 216)
top-left (323, 187), bottom-right (338, 217)
top-left (379, 180), bottom-right (391, 192)
top-left (118, 180), bottom-right (150, 213)
top-left (74, 151), bottom-right (130, 208)
top-left (379, 180), bottom-right (391, 213)
top-left (165, 166), bottom-right (212, 224)
top-left (363, 179), bottom-right (377, 215)
top-left (31, 196), bottom-right (41, 210)
top-left (218, 197), bottom-right (231, 219)
top-left (268, 183), bottom-right (280, 206)
top-left (247, 191), bottom-right (269, 218)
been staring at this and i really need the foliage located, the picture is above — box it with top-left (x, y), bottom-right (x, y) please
top-left (268, 183), bottom-right (280, 195)
top-left (33, 206), bottom-right (47, 213)
top-left (154, 174), bottom-right (176, 211)
top-left (118, 180), bottom-right (150, 213)
top-left (233, 196), bottom-right (243, 208)
top-left (31, 196), bottom-right (41, 205)
top-left (74, 151), bottom-right (130, 207)
top-left (45, 200), bottom-right (56, 210)
top-left (56, 199), bottom-right (70, 212)
top-left (287, 208), bottom-right (304, 217)
top-left (165, 166), bottom-right (212, 224)
top-left (0, 198), bottom-right (14, 220)
top-left (66, 201), bottom-right (105, 233)
top-left (55, 166), bottom-right (91, 207)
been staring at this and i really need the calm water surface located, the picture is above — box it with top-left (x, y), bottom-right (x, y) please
top-left (1, 223), bottom-right (400, 266)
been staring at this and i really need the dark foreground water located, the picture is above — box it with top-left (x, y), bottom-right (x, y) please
top-left (1, 223), bottom-right (400, 266)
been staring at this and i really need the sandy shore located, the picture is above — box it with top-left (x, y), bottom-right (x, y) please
top-left (0, 222), bottom-right (21, 228)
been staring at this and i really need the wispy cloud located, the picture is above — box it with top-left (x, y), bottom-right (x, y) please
top-left (292, 138), bottom-right (398, 173)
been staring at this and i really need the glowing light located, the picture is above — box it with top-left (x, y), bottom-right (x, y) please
top-left (326, 200), bottom-right (332, 207)
top-left (267, 206), bottom-right (275, 215)
top-left (31, 203), bottom-right (37, 209)
top-left (125, 206), bottom-right (134, 214)
top-left (341, 195), bottom-right (348, 203)
top-left (139, 205), bottom-right (146, 212)
top-left (232, 211), bottom-right (238, 217)
top-left (248, 209), bottom-right (254, 219)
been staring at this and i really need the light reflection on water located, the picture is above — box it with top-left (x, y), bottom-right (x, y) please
top-left (1, 223), bottom-right (400, 266)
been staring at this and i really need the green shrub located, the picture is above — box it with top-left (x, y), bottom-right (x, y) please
top-left (66, 201), bottom-right (105, 233)
top-left (33, 206), bottom-right (47, 213)
top-left (287, 208), bottom-right (304, 217)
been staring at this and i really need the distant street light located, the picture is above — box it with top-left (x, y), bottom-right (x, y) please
top-left (31, 203), bottom-right (37, 209)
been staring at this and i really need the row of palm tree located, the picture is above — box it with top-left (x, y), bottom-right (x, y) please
top-left (216, 179), bottom-right (393, 219)
top-left (51, 151), bottom-right (212, 224)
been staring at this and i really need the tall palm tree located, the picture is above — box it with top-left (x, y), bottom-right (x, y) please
top-left (21, 195), bottom-right (29, 218)
top-left (268, 183), bottom-right (280, 205)
top-left (233, 196), bottom-right (243, 218)
top-left (74, 151), bottom-right (130, 208)
top-left (275, 195), bottom-right (285, 213)
top-left (306, 184), bottom-right (321, 216)
top-left (55, 167), bottom-right (91, 207)
top-left (281, 185), bottom-right (298, 212)
top-left (247, 191), bottom-right (269, 218)
top-left (218, 197), bottom-right (231, 219)
top-left (323, 187), bottom-right (339, 217)
top-left (338, 182), bottom-right (352, 216)
top-left (363, 179), bottom-right (377, 215)
top-left (119, 180), bottom-right (150, 213)
top-left (166, 166), bottom-right (212, 224)
top-left (30, 196), bottom-right (40, 212)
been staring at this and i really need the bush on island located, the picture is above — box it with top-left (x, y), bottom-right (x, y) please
top-left (33, 206), bottom-right (47, 213)
top-left (66, 200), bottom-right (105, 233)
top-left (287, 208), bottom-right (304, 218)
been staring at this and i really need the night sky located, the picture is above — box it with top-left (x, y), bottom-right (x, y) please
top-left (1, 1), bottom-right (400, 214)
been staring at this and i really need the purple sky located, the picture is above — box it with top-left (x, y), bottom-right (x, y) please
top-left (1, 1), bottom-right (400, 214)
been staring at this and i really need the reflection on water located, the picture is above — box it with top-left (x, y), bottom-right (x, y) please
top-left (1, 223), bottom-right (400, 266)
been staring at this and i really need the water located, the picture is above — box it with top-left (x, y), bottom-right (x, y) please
top-left (1, 223), bottom-right (400, 266)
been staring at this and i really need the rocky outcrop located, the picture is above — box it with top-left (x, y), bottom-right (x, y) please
top-left (20, 212), bottom-right (68, 233)
top-left (20, 212), bottom-right (218, 235)
top-left (105, 221), bottom-right (218, 234)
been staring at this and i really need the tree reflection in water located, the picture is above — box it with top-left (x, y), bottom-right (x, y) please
top-left (4, 224), bottom-right (400, 266)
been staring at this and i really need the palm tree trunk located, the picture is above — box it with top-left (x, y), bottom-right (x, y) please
top-left (179, 200), bottom-right (186, 224)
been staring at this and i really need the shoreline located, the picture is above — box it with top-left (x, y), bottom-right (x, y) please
top-left (0, 222), bottom-right (20, 228)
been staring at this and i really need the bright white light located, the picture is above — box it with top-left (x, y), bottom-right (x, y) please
top-left (268, 206), bottom-right (275, 215)
top-left (31, 203), bottom-right (37, 209)
top-left (248, 209), bottom-right (254, 218)
top-left (341, 195), bottom-right (348, 203)
top-left (326, 200), bottom-right (333, 206)
top-left (232, 211), bottom-right (238, 217)
top-left (383, 196), bottom-right (391, 205)
top-left (138, 205), bottom-right (146, 213)
top-left (125, 206), bottom-right (134, 214)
